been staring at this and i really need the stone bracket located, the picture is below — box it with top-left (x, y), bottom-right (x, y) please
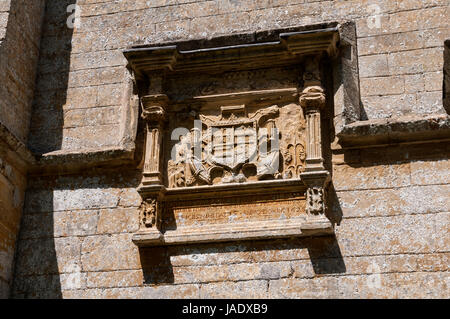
top-left (132, 217), bottom-right (333, 247)
top-left (300, 170), bottom-right (332, 233)
top-left (336, 114), bottom-right (450, 149)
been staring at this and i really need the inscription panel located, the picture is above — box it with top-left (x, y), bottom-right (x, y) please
top-left (164, 193), bottom-right (306, 230)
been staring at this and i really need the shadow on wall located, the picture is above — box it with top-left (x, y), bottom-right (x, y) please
top-left (27, 0), bottom-right (77, 154)
top-left (11, 169), bottom-right (142, 298)
top-left (139, 235), bottom-right (346, 286)
top-left (11, 0), bottom-right (78, 299)
top-left (11, 185), bottom-right (62, 298)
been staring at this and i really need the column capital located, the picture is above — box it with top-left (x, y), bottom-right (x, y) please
top-left (141, 94), bottom-right (169, 123)
top-left (299, 86), bottom-right (326, 110)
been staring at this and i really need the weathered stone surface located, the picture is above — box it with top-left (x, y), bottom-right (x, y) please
top-left (200, 280), bottom-right (268, 299)
top-left (333, 162), bottom-right (411, 191)
top-left (3, 0), bottom-right (450, 300)
top-left (410, 159), bottom-right (450, 185)
top-left (0, 127), bottom-right (32, 297)
top-left (117, 188), bottom-right (141, 207)
top-left (269, 277), bottom-right (339, 298)
top-left (336, 272), bottom-right (449, 299)
top-left (14, 236), bottom-right (81, 276)
top-left (167, 240), bottom-right (311, 267)
top-left (168, 261), bottom-right (293, 285)
top-left (0, 0), bottom-right (45, 143)
top-left (335, 214), bottom-right (441, 256)
top-left (97, 208), bottom-right (139, 234)
top-left (360, 76), bottom-right (405, 96)
top-left (357, 31), bottom-right (424, 56)
top-left (1, 66), bottom-right (39, 300)
top-left (358, 55), bottom-right (389, 78)
top-left (53, 188), bottom-right (121, 212)
top-left (333, 185), bottom-right (450, 218)
top-left (62, 284), bottom-right (201, 299)
top-left (81, 233), bottom-right (141, 272)
top-left (86, 270), bottom-right (143, 289)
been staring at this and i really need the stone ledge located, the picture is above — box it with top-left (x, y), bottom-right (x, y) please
top-left (132, 218), bottom-right (334, 247)
top-left (336, 114), bottom-right (450, 148)
top-left (29, 145), bottom-right (136, 175)
top-left (0, 122), bottom-right (36, 172)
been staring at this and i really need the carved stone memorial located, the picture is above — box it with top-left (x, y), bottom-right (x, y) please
top-left (124, 26), bottom-right (339, 246)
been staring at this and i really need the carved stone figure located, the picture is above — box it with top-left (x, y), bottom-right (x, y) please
top-left (166, 104), bottom-right (289, 187)
top-left (140, 198), bottom-right (161, 229)
top-left (257, 119), bottom-right (281, 180)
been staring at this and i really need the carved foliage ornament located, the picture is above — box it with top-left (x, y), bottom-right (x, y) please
top-left (306, 186), bottom-right (326, 215)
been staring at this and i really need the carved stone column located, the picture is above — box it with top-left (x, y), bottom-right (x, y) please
top-left (140, 94), bottom-right (167, 187)
top-left (137, 84), bottom-right (168, 236)
top-left (300, 56), bottom-right (326, 172)
top-left (299, 56), bottom-right (332, 232)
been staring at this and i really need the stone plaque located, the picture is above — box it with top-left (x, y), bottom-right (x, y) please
top-left (166, 194), bottom-right (306, 228)
top-left (125, 26), bottom-right (339, 246)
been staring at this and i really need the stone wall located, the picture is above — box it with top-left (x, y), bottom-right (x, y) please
top-left (28, 0), bottom-right (449, 154)
top-left (0, 141), bottom-right (28, 298)
top-left (11, 143), bottom-right (450, 298)
top-left (0, 0), bottom-right (45, 298)
top-left (10, 0), bottom-right (450, 298)
top-left (0, 0), bottom-right (45, 143)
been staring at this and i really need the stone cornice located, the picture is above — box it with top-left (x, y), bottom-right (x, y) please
top-left (28, 145), bottom-right (136, 176)
top-left (124, 24), bottom-right (340, 77)
top-left (0, 122), bottom-right (35, 173)
top-left (336, 114), bottom-right (450, 148)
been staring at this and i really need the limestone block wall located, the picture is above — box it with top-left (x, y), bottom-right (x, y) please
top-left (11, 143), bottom-right (450, 298)
top-left (10, 0), bottom-right (450, 298)
top-left (0, 0), bottom-right (45, 298)
top-left (0, 0), bottom-right (46, 143)
top-left (0, 148), bottom-right (28, 298)
top-left (28, 0), bottom-right (449, 154)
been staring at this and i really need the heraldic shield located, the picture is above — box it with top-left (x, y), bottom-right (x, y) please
top-left (208, 121), bottom-right (258, 172)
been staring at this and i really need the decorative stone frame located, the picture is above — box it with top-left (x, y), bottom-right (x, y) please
top-left (124, 23), bottom-right (346, 247)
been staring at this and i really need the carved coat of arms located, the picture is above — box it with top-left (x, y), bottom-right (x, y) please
top-left (168, 104), bottom-right (285, 187)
